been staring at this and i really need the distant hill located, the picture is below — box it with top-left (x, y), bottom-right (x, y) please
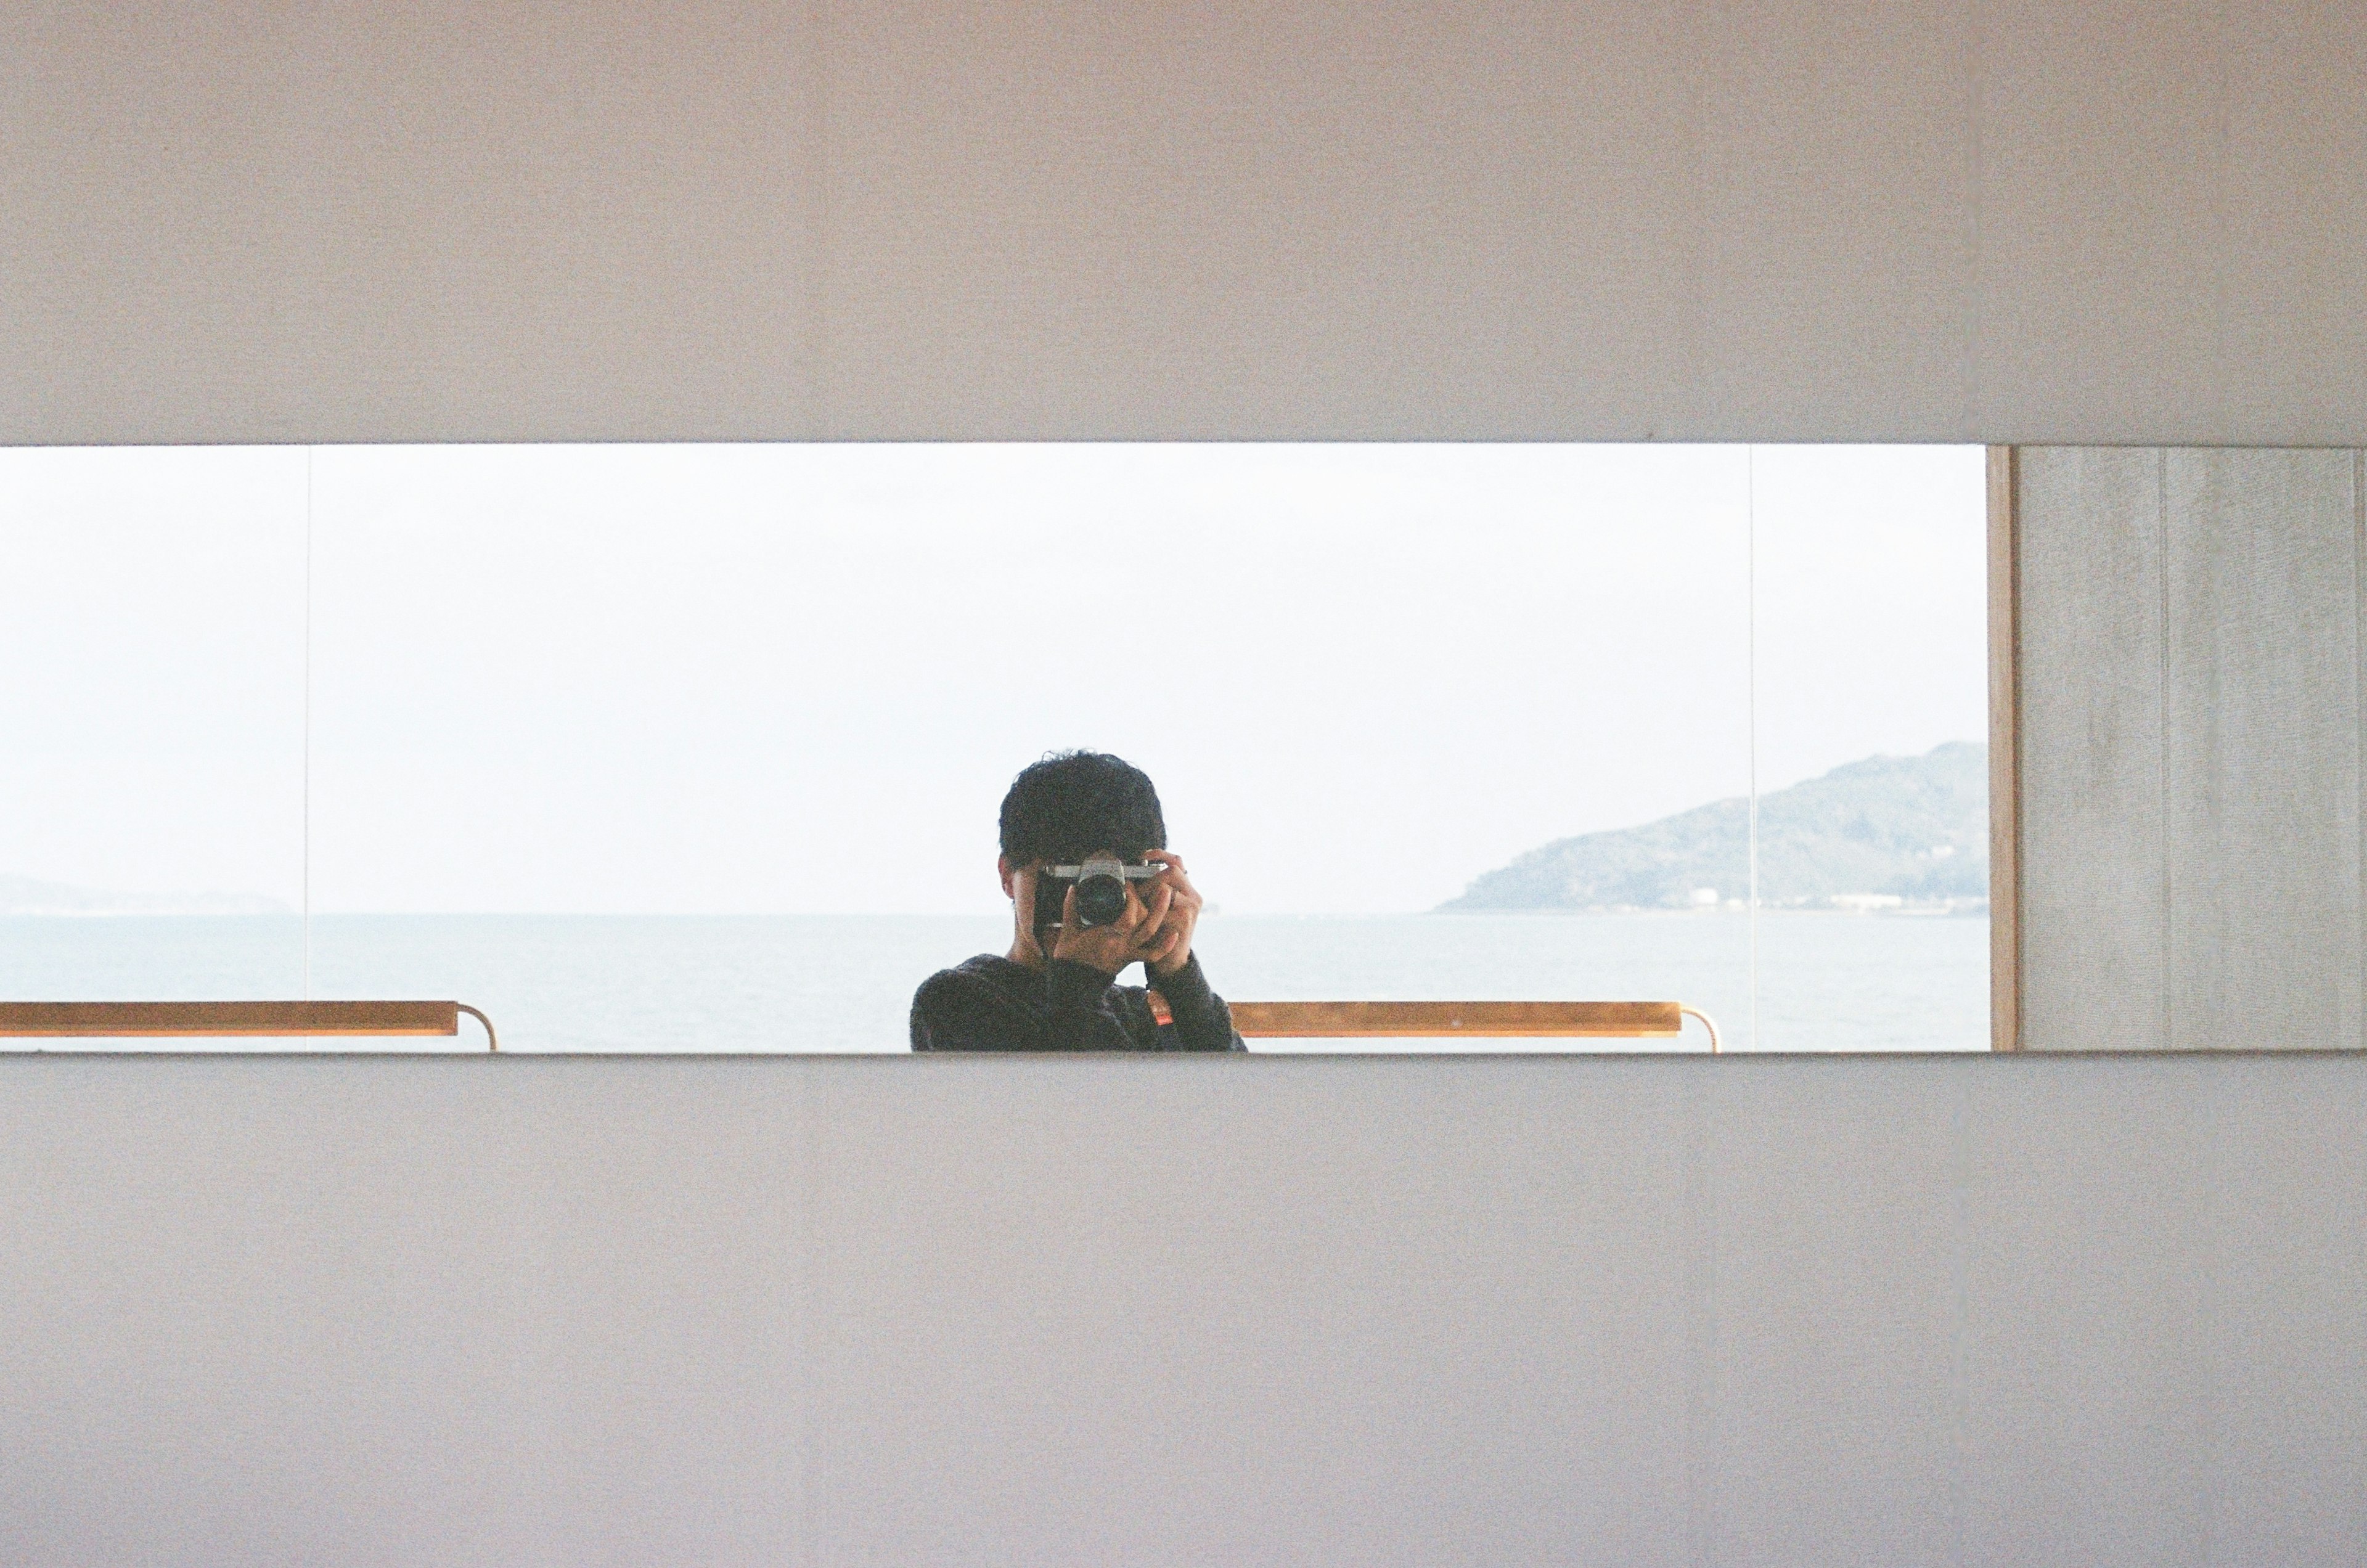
top-left (1441, 742), bottom-right (1988, 912)
top-left (0, 873), bottom-right (290, 917)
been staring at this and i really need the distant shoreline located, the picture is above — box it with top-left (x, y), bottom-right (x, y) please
top-left (0, 905), bottom-right (1992, 921)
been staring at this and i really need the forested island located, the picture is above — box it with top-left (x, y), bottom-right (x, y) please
top-left (1441, 741), bottom-right (1988, 913)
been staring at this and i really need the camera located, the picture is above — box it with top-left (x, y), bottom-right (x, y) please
top-left (1034, 857), bottom-right (1164, 934)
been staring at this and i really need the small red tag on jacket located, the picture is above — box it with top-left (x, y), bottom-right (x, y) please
top-left (1147, 990), bottom-right (1174, 1026)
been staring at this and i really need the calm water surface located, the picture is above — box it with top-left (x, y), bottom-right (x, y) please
top-left (1, 912), bottom-right (1986, 1052)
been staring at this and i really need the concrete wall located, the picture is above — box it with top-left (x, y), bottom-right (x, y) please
top-left (2017, 447), bottom-right (2366, 1051)
top-left (6, 2), bottom-right (2363, 447)
top-left (3, 1051), bottom-right (2362, 1566)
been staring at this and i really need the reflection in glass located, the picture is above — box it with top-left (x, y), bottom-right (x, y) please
top-left (1746, 447), bottom-right (1990, 1050)
top-left (4, 443), bottom-right (1987, 1053)
top-left (305, 445), bottom-right (1754, 1050)
top-left (0, 447), bottom-right (309, 1033)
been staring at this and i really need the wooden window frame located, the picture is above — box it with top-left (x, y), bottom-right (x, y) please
top-left (1988, 445), bottom-right (2022, 1051)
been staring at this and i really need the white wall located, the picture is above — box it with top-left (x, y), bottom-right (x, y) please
top-left (2018, 446), bottom-right (2366, 1050)
top-left (4, 1052), bottom-right (2361, 1566)
top-left (10, 14), bottom-right (2366, 1558)
top-left (5, 2), bottom-right (2362, 447)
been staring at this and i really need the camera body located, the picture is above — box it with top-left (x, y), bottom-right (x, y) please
top-left (1032, 856), bottom-right (1164, 937)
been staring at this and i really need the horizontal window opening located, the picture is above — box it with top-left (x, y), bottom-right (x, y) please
top-left (0, 443), bottom-right (1987, 1051)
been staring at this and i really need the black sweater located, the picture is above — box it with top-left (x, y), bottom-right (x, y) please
top-left (909, 952), bottom-right (1245, 1051)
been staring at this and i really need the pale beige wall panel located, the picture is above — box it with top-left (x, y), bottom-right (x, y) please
top-left (1701, 1068), bottom-right (1962, 1563)
top-left (2207, 1064), bottom-right (2367, 1559)
top-left (1691, 0), bottom-right (1982, 438)
top-left (1957, 1068), bottom-right (2215, 1562)
top-left (1974, 4), bottom-right (2235, 443)
top-left (4, 1055), bottom-right (2365, 1565)
top-left (3, 2), bottom-right (820, 445)
top-left (817, 0), bottom-right (1717, 441)
top-left (6, 3), bottom-right (2365, 444)
top-left (796, 1053), bottom-right (1703, 1561)
top-left (2164, 448), bottom-right (2362, 1049)
top-left (2016, 447), bottom-right (2170, 1050)
top-left (0, 1061), bottom-right (811, 1562)
top-left (1946, 1061), bottom-right (2363, 1565)
top-left (2217, 4), bottom-right (2367, 440)
top-left (820, 0), bottom-right (1991, 441)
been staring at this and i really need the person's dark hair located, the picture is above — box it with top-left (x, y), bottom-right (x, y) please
top-left (999, 751), bottom-right (1167, 865)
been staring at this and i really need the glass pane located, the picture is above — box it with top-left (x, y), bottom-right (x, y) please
top-left (1748, 446), bottom-right (1990, 1050)
top-left (0, 448), bottom-right (310, 1040)
top-left (307, 444), bottom-right (1752, 1051)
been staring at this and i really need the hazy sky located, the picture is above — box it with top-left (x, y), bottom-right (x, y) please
top-left (1, 443), bottom-right (1984, 915)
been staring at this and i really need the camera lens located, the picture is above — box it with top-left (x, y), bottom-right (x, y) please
top-left (1073, 873), bottom-right (1129, 927)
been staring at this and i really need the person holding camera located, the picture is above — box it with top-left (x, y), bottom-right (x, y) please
top-left (909, 751), bottom-right (1245, 1051)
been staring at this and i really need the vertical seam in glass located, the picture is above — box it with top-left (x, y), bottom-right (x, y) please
top-left (303, 446), bottom-right (314, 1001)
top-left (1746, 445), bottom-right (1759, 1053)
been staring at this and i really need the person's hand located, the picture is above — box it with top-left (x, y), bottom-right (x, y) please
top-left (1050, 875), bottom-right (1174, 978)
top-left (1137, 851), bottom-right (1203, 978)
top-left (1008, 865), bottom-right (1052, 968)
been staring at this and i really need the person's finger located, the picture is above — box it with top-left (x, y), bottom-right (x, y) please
top-left (1061, 882), bottom-right (1079, 927)
top-left (1127, 896), bottom-right (1174, 960)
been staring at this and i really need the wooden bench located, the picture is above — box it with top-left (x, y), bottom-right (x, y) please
top-left (1, 1000), bottom-right (1714, 1052)
top-left (1227, 1000), bottom-right (1719, 1049)
top-left (0, 1001), bottom-right (499, 1050)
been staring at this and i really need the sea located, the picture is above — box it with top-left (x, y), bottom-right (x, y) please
top-left (0, 911), bottom-right (1988, 1053)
